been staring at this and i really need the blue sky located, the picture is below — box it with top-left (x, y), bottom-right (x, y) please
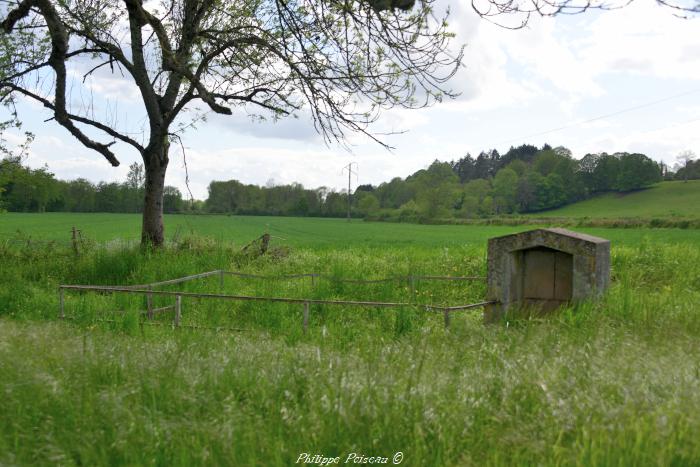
top-left (4, 1), bottom-right (700, 199)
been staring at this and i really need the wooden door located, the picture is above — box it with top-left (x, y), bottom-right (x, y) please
top-left (521, 247), bottom-right (573, 311)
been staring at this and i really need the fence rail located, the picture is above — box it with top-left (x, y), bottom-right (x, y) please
top-left (61, 285), bottom-right (416, 307)
top-left (222, 270), bottom-right (485, 283)
top-left (113, 269), bottom-right (485, 291)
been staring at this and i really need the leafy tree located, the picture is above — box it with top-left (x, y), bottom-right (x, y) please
top-left (375, 177), bottom-right (416, 209)
top-left (451, 153), bottom-right (477, 183)
top-left (541, 172), bottom-right (567, 209)
top-left (591, 153), bottom-right (620, 192)
top-left (95, 182), bottom-right (126, 212)
top-left (676, 159), bottom-right (700, 181)
top-left (533, 149), bottom-right (559, 176)
top-left (499, 144), bottom-right (539, 167)
top-left (323, 191), bottom-right (348, 218)
top-left (516, 170), bottom-right (541, 212)
top-left (0, 156), bottom-right (60, 212)
top-left (126, 163), bottom-right (145, 213)
top-left (409, 161), bottom-right (460, 218)
top-left (492, 167), bottom-right (518, 213)
top-left (357, 192), bottom-right (380, 217)
top-left (63, 178), bottom-right (97, 212)
top-left (1, 0), bottom-right (460, 246)
top-left (458, 195), bottom-right (479, 218)
top-left (577, 153), bottom-right (600, 195)
top-left (474, 150), bottom-right (500, 179)
top-left (480, 195), bottom-right (494, 216)
top-left (463, 178), bottom-right (491, 201)
top-left (615, 153), bottom-right (661, 191)
top-left (505, 159), bottom-right (527, 176)
top-left (0, 117), bottom-right (33, 212)
top-left (163, 186), bottom-right (184, 213)
top-left (355, 184), bottom-right (375, 194)
top-left (461, 178), bottom-right (491, 216)
top-left (397, 199), bottom-right (419, 221)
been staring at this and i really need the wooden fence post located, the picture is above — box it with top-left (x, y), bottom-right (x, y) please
top-left (59, 288), bottom-right (65, 319)
top-left (71, 227), bottom-right (79, 256)
top-left (443, 309), bottom-right (451, 329)
top-left (174, 295), bottom-right (182, 327)
top-left (303, 301), bottom-right (310, 333)
top-left (146, 286), bottom-right (154, 320)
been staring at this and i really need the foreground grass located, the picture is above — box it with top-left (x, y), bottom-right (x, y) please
top-left (1, 223), bottom-right (700, 465)
top-left (2, 312), bottom-right (700, 466)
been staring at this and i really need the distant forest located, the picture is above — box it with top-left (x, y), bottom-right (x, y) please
top-left (2, 144), bottom-right (698, 220)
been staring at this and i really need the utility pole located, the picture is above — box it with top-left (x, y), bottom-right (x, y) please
top-left (341, 162), bottom-right (358, 222)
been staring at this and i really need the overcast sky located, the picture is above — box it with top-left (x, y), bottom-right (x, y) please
top-left (4, 1), bottom-right (700, 199)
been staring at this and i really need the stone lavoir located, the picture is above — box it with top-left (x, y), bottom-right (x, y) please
top-left (485, 228), bottom-right (611, 322)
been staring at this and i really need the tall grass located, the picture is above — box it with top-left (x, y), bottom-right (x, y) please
top-left (1, 230), bottom-right (700, 465)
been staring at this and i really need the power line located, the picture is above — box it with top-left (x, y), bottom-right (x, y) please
top-left (492, 88), bottom-right (700, 147)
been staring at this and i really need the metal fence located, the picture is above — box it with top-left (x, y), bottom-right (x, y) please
top-left (59, 269), bottom-right (494, 330)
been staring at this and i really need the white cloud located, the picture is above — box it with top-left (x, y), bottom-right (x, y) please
top-left (161, 143), bottom-right (437, 199)
top-left (580, 3), bottom-right (700, 80)
top-left (207, 111), bottom-right (322, 144)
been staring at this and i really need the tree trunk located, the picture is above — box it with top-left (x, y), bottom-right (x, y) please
top-left (141, 140), bottom-right (169, 247)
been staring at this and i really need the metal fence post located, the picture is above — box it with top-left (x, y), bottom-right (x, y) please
top-left (174, 295), bottom-right (182, 327)
top-left (303, 301), bottom-right (310, 332)
top-left (219, 270), bottom-right (225, 292)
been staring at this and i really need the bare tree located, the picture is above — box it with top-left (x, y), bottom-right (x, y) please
top-left (0, 0), bottom-right (461, 246)
top-left (676, 150), bottom-right (697, 182)
top-left (471, 0), bottom-right (699, 28)
top-left (126, 162), bottom-right (145, 190)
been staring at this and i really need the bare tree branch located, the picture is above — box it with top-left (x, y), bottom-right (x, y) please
top-left (471, 0), bottom-right (698, 28)
top-left (3, 83), bottom-right (144, 154)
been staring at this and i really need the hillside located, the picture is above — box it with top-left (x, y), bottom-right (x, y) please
top-left (532, 181), bottom-right (700, 219)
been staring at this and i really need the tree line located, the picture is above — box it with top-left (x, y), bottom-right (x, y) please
top-left (0, 158), bottom-right (187, 214)
top-left (206, 180), bottom-right (351, 218)
top-left (1, 144), bottom-right (696, 219)
top-left (355, 144), bottom-right (679, 220)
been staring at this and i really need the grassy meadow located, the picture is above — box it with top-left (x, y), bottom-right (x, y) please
top-left (534, 180), bottom-right (700, 219)
top-left (1, 214), bottom-right (700, 465)
top-left (2, 211), bottom-right (700, 247)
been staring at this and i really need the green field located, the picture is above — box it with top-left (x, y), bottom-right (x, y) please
top-left (535, 180), bottom-right (700, 218)
top-left (2, 212), bottom-right (700, 247)
top-left (1, 214), bottom-right (700, 465)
